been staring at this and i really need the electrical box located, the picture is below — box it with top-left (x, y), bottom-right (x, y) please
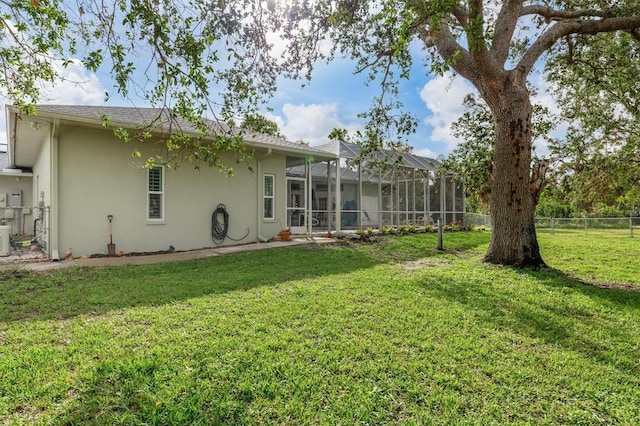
top-left (8, 190), bottom-right (21, 208)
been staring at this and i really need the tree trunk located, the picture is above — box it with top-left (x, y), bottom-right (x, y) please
top-left (483, 79), bottom-right (545, 268)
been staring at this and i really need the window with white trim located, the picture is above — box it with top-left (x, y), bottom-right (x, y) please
top-left (147, 166), bottom-right (164, 221)
top-left (263, 174), bottom-right (274, 220)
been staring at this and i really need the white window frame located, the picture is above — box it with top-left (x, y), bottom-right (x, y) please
top-left (263, 174), bottom-right (275, 221)
top-left (147, 166), bottom-right (165, 223)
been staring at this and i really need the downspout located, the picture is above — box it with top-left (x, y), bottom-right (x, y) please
top-left (11, 112), bottom-right (18, 166)
top-left (50, 119), bottom-right (60, 260)
top-left (256, 148), bottom-right (272, 242)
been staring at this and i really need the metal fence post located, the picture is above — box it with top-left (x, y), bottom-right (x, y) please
top-left (584, 216), bottom-right (588, 236)
top-left (551, 217), bottom-right (555, 235)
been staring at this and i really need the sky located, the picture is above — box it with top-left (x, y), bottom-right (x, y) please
top-left (265, 58), bottom-right (477, 159)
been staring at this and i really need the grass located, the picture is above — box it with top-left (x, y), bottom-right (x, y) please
top-left (1, 231), bottom-right (639, 424)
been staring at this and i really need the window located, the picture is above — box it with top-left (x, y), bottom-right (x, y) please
top-left (147, 166), bottom-right (164, 221)
top-left (263, 174), bottom-right (274, 220)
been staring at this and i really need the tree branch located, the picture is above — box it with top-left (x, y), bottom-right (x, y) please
top-left (421, 22), bottom-right (477, 84)
top-left (467, 0), bottom-right (502, 78)
top-left (517, 15), bottom-right (640, 78)
top-left (491, 0), bottom-right (523, 66)
top-left (354, 49), bottom-right (394, 74)
top-left (521, 5), bottom-right (611, 21)
top-left (451, 5), bottom-right (469, 28)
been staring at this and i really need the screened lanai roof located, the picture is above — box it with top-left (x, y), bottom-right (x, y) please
top-left (287, 139), bottom-right (450, 183)
top-left (315, 140), bottom-right (442, 172)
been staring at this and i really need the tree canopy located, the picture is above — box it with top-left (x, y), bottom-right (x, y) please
top-left (546, 30), bottom-right (640, 215)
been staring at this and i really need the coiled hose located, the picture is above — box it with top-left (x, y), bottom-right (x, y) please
top-left (211, 203), bottom-right (250, 244)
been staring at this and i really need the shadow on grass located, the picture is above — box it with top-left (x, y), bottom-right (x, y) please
top-left (0, 232), bottom-right (490, 323)
top-left (419, 263), bottom-right (640, 375)
top-left (56, 356), bottom-right (256, 425)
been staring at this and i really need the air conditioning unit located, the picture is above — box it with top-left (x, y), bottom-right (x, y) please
top-left (0, 225), bottom-right (11, 256)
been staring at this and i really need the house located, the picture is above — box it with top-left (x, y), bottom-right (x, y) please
top-left (1, 104), bottom-right (463, 260)
top-left (1, 105), bottom-right (337, 259)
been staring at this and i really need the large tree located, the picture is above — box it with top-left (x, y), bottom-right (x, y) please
top-left (442, 92), bottom-right (556, 215)
top-left (3, 1), bottom-right (640, 267)
top-left (260, 1), bottom-right (640, 267)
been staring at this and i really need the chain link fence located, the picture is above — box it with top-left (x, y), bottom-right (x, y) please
top-left (536, 217), bottom-right (640, 237)
top-left (464, 213), bottom-right (640, 237)
top-left (463, 212), bottom-right (492, 228)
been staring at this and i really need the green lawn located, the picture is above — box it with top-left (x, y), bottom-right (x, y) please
top-left (1, 232), bottom-right (639, 425)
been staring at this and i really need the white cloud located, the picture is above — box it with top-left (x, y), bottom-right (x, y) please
top-left (1, 58), bottom-right (107, 152)
top-left (39, 59), bottom-right (106, 105)
top-left (269, 102), bottom-right (362, 146)
top-left (419, 73), bottom-right (475, 153)
top-left (413, 146), bottom-right (439, 160)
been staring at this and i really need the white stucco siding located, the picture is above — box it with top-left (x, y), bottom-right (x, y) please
top-left (56, 125), bottom-right (287, 257)
top-left (31, 129), bottom-right (51, 207)
top-left (259, 154), bottom-right (287, 238)
top-left (0, 177), bottom-right (33, 206)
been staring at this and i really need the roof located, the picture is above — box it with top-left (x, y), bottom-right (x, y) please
top-left (315, 140), bottom-right (441, 172)
top-left (19, 105), bottom-right (335, 160)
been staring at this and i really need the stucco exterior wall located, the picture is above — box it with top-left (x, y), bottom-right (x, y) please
top-left (0, 176), bottom-right (33, 206)
top-left (31, 127), bottom-right (52, 207)
top-left (56, 125), bottom-right (288, 257)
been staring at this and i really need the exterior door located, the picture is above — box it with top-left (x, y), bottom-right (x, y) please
top-left (286, 177), bottom-right (307, 234)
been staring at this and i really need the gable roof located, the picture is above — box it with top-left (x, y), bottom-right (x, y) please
top-left (8, 104), bottom-right (336, 163)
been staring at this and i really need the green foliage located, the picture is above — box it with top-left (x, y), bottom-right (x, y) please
top-left (239, 114), bottom-right (282, 138)
top-left (546, 31), bottom-right (640, 215)
top-left (536, 187), bottom-right (574, 218)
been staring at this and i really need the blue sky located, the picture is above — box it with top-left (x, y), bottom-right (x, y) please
top-left (263, 57), bottom-right (477, 158)
top-left (263, 50), bottom-right (561, 159)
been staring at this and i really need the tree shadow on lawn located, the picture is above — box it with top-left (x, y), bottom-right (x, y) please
top-left (0, 235), bottom-right (476, 323)
top-left (55, 356), bottom-right (258, 425)
top-left (418, 264), bottom-right (640, 375)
